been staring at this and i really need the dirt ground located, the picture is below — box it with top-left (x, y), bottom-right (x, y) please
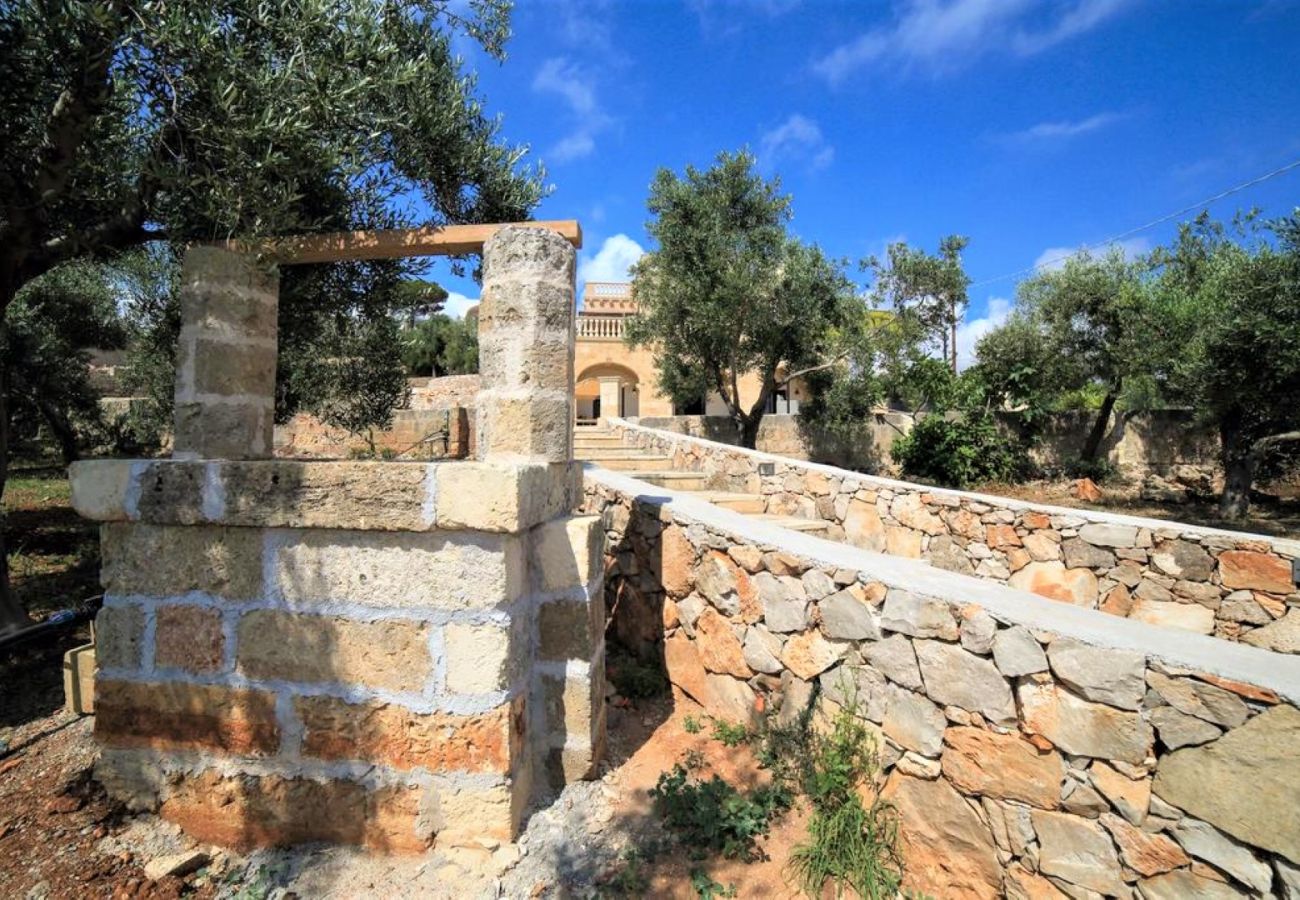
top-left (975, 475), bottom-right (1300, 538)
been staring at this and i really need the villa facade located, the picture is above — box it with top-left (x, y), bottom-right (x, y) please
top-left (574, 281), bottom-right (810, 421)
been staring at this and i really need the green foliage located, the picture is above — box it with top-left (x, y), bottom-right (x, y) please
top-left (600, 847), bottom-right (651, 898)
top-left (4, 258), bottom-right (131, 461)
top-left (649, 763), bottom-right (792, 862)
top-left (787, 690), bottom-right (905, 900)
top-left (708, 719), bottom-right (749, 747)
top-left (608, 647), bottom-right (669, 699)
top-left (626, 150), bottom-right (859, 445)
top-left (689, 869), bottom-right (737, 899)
top-left (401, 313), bottom-right (479, 377)
top-left (891, 413), bottom-right (1026, 488)
top-left (683, 715), bottom-right (703, 735)
top-left (866, 235), bottom-right (970, 371)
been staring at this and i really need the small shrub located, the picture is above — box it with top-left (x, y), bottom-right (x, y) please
top-left (607, 646), bottom-right (669, 699)
top-left (891, 412), bottom-right (1027, 488)
top-left (1065, 456), bottom-right (1116, 483)
top-left (650, 764), bottom-right (791, 861)
top-left (709, 718), bottom-right (749, 747)
top-left (599, 847), bottom-right (650, 897)
top-left (683, 715), bottom-right (703, 734)
top-left (689, 869), bottom-right (737, 899)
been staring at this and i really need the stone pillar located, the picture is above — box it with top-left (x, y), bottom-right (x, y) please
top-left (597, 376), bottom-right (621, 421)
top-left (172, 247), bottom-right (279, 460)
top-left (476, 226), bottom-right (575, 462)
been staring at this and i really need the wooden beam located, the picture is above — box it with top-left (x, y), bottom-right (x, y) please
top-left (218, 220), bottom-right (582, 265)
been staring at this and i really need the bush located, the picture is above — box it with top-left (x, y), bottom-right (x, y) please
top-left (891, 413), bottom-right (1027, 488)
top-left (650, 764), bottom-right (792, 861)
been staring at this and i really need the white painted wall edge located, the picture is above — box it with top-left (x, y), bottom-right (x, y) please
top-left (585, 463), bottom-right (1300, 705)
top-left (609, 416), bottom-right (1300, 555)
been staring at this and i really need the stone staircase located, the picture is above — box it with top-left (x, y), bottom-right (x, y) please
top-left (575, 423), bottom-right (832, 537)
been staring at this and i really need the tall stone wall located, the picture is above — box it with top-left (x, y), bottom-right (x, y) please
top-left (606, 419), bottom-right (1300, 652)
top-left (583, 467), bottom-right (1300, 899)
top-left (71, 226), bottom-right (603, 853)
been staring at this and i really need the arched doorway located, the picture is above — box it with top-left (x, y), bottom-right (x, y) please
top-left (575, 363), bottom-right (640, 422)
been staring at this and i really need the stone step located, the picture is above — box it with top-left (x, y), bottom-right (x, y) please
top-left (626, 471), bottom-right (710, 491)
top-left (574, 448), bottom-right (659, 459)
top-left (690, 491), bottom-right (767, 514)
top-left (746, 514), bottom-right (832, 535)
top-left (581, 455), bottom-right (673, 472)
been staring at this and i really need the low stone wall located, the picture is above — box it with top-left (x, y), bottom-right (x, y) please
top-left (583, 466), bottom-right (1300, 899)
top-left (606, 418), bottom-right (1300, 652)
top-left (409, 374), bottom-right (482, 410)
top-left (71, 458), bottom-right (603, 852)
top-left (274, 407), bottom-right (472, 460)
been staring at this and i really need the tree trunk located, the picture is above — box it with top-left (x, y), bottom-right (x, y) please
top-left (950, 318), bottom-right (958, 373)
top-left (739, 415), bottom-right (761, 450)
top-left (36, 397), bottom-right (80, 464)
top-left (0, 315), bottom-right (33, 635)
top-left (1081, 389), bottom-right (1118, 463)
top-left (1220, 412), bottom-right (1253, 520)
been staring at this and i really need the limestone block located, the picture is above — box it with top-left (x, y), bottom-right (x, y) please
top-left (236, 611), bottom-right (432, 692)
top-left (1146, 671), bottom-right (1248, 729)
top-left (992, 625), bottom-right (1048, 676)
top-left (296, 696), bottom-right (513, 774)
top-left (218, 461), bottom-right (431, 531)
top-left (1154, 704), bottom-right (1300, 864)
top-left (1009, 561), bottom-right (1099, 607)
top-left (161, 769), bottom-right (432, 853)
top-left (95, 603), bottom-right (144, 670)
top-left (863, 634), bottom-right (923, 690)
top-left (190, 339), bottom-right (276, 398)
top-left (941, 726), bottom-right (1063, 808)
top-left (1130, 598), bottom-right (1216, 634)
top-left (273, 529), bottom-right (524, 610)
top-left (741, 627), bottom-right (783, 674)
top-left (533, 515), bottom-right (603, 593)
top-left (882, 686), bottom-right (945, 757)
top-left (819, 665), bottom-right (888, 721)
top-left (1219, 550), bottom-right (1293, 594)
top-left (819, 588), bottom-right (881, 640)
top-left (1136, 868), bottom-right (1247, 899)
top-left (154, 605), bottom-right (225, 673)
top-left (430, 781), bottom-right (523, 846)
top-left (1046, 638), bottom-right (1147, 710)
top-left (476, 392), bottom-right (572, 463)
top-left (1018, 681), bottom-right (1153, 764)
top-left (68, 459), bottom-right (137, 521)
top-left (538, 595), bottom-right (604, 662)
top-left (913, 639), bottom-right (1015, 725)
top-left (478, 331), bottom-right (572, 394)
top-left (882, 773), bottom-right (1002, 899)
top-left (1170, 818), bottom-right (1274, 894)
top-left (444, 621), bottom-right (518, 694)
top-left (95, 680), bottom-right (279, 755)
top-left (1033, 810), bottom-right (1127, 895)
top-left (694, 608), bottom-right (752, 678)
top-left (1077, 523), bottom-right (1139, 548)
top-left (436, 462), bottom-right (578, 533)
top-left (173, 400), bottom-right (274, 461)
top-left (540, 671), bottom-right (602, 748)
top-left (880, 589), bottom-right (958, 640)
top-left (780, 630), bottom-right (845, 680)
top-left (134, 460), bottom-right (207, 524)
top-left (102, 523), bottom-right (263, 600)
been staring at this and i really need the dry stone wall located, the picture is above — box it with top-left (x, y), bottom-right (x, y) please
top-left (607, 418), bottom-right (1300, 653)
top-left (584, 467), bottom-right (1300, 899)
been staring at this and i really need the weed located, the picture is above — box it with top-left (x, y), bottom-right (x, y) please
top-left (650, 763), bottom-right (791, 861)
top-left (599, 847), bottom-right (650, 897)
top-left (689, 869), bottom-right (737, 899)
top-left (709, 718), bottom-right (748, 747)
top-left (683, 715), bottom-right (702, 734)
top-left (787, 693), bottom-right (905, 899)
top-left (607, 645), bottom-right (669, 699)
top-left (682, 748), bottom-right (707, 771)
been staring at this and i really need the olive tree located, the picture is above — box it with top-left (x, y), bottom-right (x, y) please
top-left (0, 0), bottom-right (544, 632)
top-left (626, 151), bottom-right (859, 448)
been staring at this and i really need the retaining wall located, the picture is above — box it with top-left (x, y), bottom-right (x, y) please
top-left (583, 466), bottom-right (1300, 899)
top-left (607, 418), bottom-right (1300, 652)
top-left (273, 407), bottom-right (473, 460)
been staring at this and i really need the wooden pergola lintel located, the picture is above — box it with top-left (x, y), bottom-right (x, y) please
top-left (218, 219), bottom-right (582, 265)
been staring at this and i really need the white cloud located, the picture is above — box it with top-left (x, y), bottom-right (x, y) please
top-left (578, 234), bottom-right (645, 286)
top-left (759, 114), bottom-right (835, 172)
top-left (442, 290), bottom-right (479, 320)
top-left (532, 56), bottom-right (613, 163)
top-left (813, 0), bottom-right (1126, 84)
top-left (1002, 111), bottom-right (1123, 142)
top-left (1032, 236), bottom-right (1151, 273)
top-left (690, 0), bottom-right (801, 37)
top-left (956, 296), bottom-right (1012, 370)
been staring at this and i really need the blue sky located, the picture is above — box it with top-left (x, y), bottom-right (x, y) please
top-left (433, 0), bottom-right (1300, 365)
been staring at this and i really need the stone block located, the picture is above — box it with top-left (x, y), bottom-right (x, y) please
top-left (95, 680), bottom-right (279, 755)
top-left (1018, 681), bottom-right (1153, 764)
top-left (219, 461), bottom-right (431, 530)
top-left (540, 671), bottom-right (602, 748)
top-left (178, 272), bottom-right (277, 341)
top-left (1046, 638), bottom-right (1147, 710)
top-left (880, 589), bottom-right (958, 640)
top-left (102, 523), bottom-right (263, 600)
top-left (173, 400), bottom-right (274, 460)
top-left (160, 769), bottom-right (431, 853)
top-left (68, 459), bottom-right (136, 521)
top-left (133, 461), bottom-right (206, 524)
top-left (941, 726), bottom-right (1063, 809)
top-left (435, 462), bottom-right (578, 533)
top-left (478, 331), bottom-right (572, 393)
top-left (913, 639), bottom-right (1015, 725)
top-left (476, 392), bottom-right (571, 462)
top-left (154, 604), bottom-right (225, 673)
top-left (296, 696), bottom-right (513, 773)
top-left (533, 515), bottom-right (603, 593)
top-left (190, 339), bottom-right (276, 398)
top-left (444, 621), bottom-right (516, 694)
top-left (236, 611), bottom-right (432, 692)
top-left (429, 781), bottom-right (522, 846)
top-left (95, 603), bottom-right (144, 670)
top-left (538, 596), bottom-right (603, 662)
top-left (1219, 550), bottom-right (1293, 594)
top-left (273, 529), bottom-right (524, 610)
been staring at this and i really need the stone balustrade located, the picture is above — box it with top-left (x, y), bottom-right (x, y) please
top-left (70, 226), bottom-right (604, 854)
top-left (605, 417), bottom-right (1300, 652)
top-left (583, 466), bottom-right (1300, 898)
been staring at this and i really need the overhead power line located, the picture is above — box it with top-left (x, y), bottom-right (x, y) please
top-left (970, 155), bottom-right (1300, 289)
